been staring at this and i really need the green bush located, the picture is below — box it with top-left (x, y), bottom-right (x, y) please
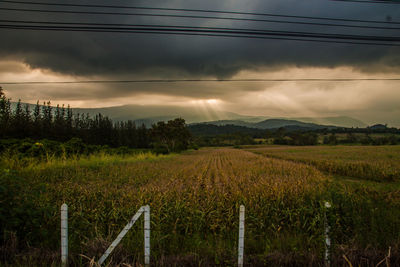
top-left (153, 142), bottom-right (170, 155)
top-left (0, 169), bottom-right (57, 249)
top-left (62, 137), bottom-right (86, 155)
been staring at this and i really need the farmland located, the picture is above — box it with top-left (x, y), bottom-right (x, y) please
top-left (1, 146), bottom-right (400, 266)
top-left (244, 145), bottom-right (400, 182)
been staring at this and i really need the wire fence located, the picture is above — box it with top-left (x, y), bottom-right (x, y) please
top-left (59, 202), bottom-right (332, 266)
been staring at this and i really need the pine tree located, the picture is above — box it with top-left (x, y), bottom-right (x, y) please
top-left (14, 99), bottom-right (23, 119)
top-left (0, 87), bottom-right (12, 137)
top-left (138, 123), bottom-right (150, 148)
top-left (23, 104), bottom-right (31, 136)
top-left (12, 99), bottom-right (24, 137)
top-left (33, 101), bottom-right (42, 138)
top-left (42, 101), bottom-right (53, 138)
top-left (0, 88), bottom-right (190, 150)
top-left (66, 105), bottom-right (73, 138)
top-left (54, 104), bottom-right (65, 140)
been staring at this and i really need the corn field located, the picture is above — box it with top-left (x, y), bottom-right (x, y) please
top-left (1, 147), bottom-right (400, 266)
top-left (245, 145), bottom-right (400, 182)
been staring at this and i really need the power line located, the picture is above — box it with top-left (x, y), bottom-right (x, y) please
top-left (2, 78), bottom-right (400, 85)
top-left (0, 23), bottom-right (398, 41)
top-left (1, 23), bottom-right (399, 42)
top-left (1, 4), bottom-right (399, 46)
top-left (330, 0), bottom-right (400, 4)
top-left (1, 17), bottom-right (399, 31)
top-left (0, 4), bottom-right (399, 26)
top-left (1, 21), bottom-right (399, 40)
top-left (1, 24), bottom-right (399, 46)
top-left (0, 26), bottom-right (391, 47)
top-left (4, 7), bottom-right (365, 28)
top-left (3, 20), bottom-right (349, 32)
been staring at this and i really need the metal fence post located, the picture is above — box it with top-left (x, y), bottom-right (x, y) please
top-left (61, 203), bottom-right (68, 267)
top-left (238, 205), bottom-right (245, 267)
top-left (144, 205), bottom-right (150, 266)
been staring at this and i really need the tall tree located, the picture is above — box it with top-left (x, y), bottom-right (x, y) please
top-left (0, 87), bottom-right (12, 137)
top-left (151, 118), bottom-right (191, 153)
top-left (12, 99), bottom-right (24, 137)
top-left (42, 101), bottom-right (53, 136)
top-left (54, 104), bottom-right (66, 139)
top-left (23, 103), bottom-right (32, 136)
top-left (32, 101), bottom-right (42, 138)
top-left (65, 105), bottom-right (73, 138)
top-left (0, 89), bottom-right (192, 151)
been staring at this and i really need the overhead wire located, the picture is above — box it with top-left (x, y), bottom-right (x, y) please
top-left (1, 17), bottom-right (399, 31)
top-left (0, 1), bottom-right (398, 46)
top-left (0, 1), bottom-right (399, 39)
top-left (0, 1), bottom-right (399, 84)
top-left (2, 78), bottom-right (400, 85)
top-left (0, 23), bottom-right (398, 41)
top-left (1, 20), bottom-right (399, 40)
top-left (1, 23), bottom-right (400, 46)
top-left (0, 3), bottom-right (399, 25)
top-left (330, 0), bottom-right (400, 4)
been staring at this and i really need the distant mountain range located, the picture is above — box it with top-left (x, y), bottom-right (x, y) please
top-left (191, 119), bottom-right (339, 133)
top-left (291, 116), bottom-right (367, 128)
top-left (194, 119), bottom-right (337, 129)
top-left (69, 104), bottom-right (366, 128)
top-left (11, 102), bottom-right (367, 128)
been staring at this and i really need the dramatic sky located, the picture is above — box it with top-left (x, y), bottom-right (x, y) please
top-left (0, 0), bottom-right (400, 126)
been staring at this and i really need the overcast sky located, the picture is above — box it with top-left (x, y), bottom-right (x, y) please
top-left (0, 0), bottom-right (400, 126)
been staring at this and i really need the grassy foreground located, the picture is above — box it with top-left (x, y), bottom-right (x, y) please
top-left (1, 147), bottom-right (400, 266)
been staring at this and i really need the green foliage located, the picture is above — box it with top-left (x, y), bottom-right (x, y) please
top-left (189, 121), bottom-right (400, 148)
top-left (0, 90), bottom-right (155, 149)
top-left (151, 118), bottom-right (191, 154)
top-left (193, 133), bottom-right (256, 147)
top-left (0, 89), bottom-right (193, 154)
top-left (274, 132), bottom-right (318, 146)
top-left (323, 133), bottom-right (338, 145)
top-left (0, 169), bottom-right (57, 249)
top-left (0, 138), bottom-right (150, 168)
top-left (152, 142), bottom-right (170, 155)
top-left (62, 137), bottom-right (86, 155)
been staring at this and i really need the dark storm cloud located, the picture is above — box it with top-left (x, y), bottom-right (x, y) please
top-left (0, 0), bottom-right (400, 78)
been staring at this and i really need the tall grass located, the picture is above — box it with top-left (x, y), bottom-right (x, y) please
top-left (0, 150), bottom-right (168, 171)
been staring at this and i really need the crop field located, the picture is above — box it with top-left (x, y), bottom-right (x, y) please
top-left (1, 147), bottom-right (400, 266)
top-left (245, 145), bottom-right (400, 182)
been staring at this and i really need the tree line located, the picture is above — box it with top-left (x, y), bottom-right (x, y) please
top-left (189, 123), bottom-right (400, 146)
top-left (0, 87), bottom-right (191, 153)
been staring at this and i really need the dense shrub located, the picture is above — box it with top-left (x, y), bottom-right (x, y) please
top-left (0, 138), bottom-right (146, 161)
